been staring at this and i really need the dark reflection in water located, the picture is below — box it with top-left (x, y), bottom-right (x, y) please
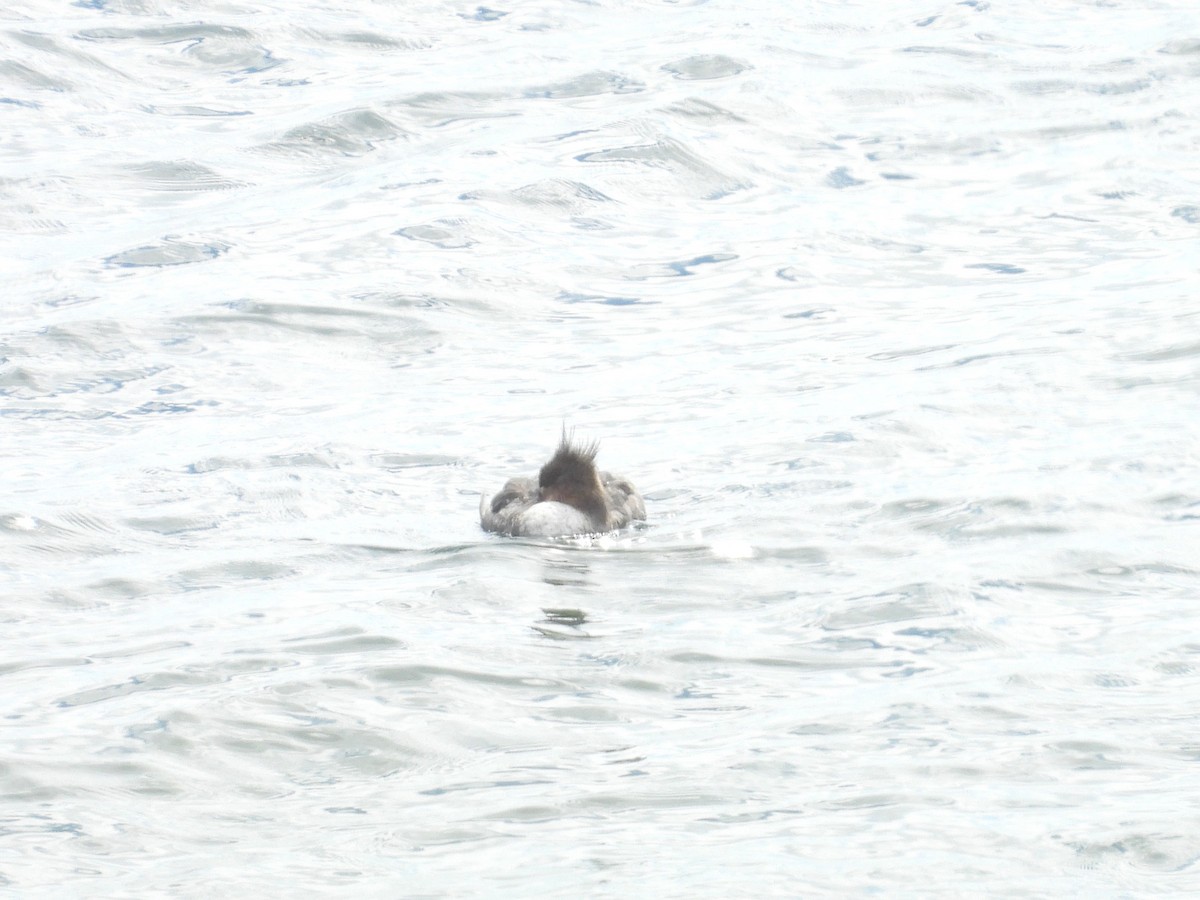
top-left (538, 551), bottom-right (593, 588)
top-left (533, 552), bottom-right (594, 637)
top-left (533, 607), bottom-right (592, 640)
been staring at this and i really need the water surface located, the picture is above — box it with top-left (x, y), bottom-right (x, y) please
top-left (3, 0), bottom-right (1199, 895)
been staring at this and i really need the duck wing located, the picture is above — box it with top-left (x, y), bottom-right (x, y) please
top-left (600, 472), bottom-right (646, 529)
top-left (480, 477), bottom-right (539, 534)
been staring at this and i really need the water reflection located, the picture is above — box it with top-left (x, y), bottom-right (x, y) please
top-left (533, 607), bottom-right (591, 640)
top-left (539, 550), bottom-right (592, 588)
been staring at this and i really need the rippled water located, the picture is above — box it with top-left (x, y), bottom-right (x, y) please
top-left (3, 0), bottom-right (1199, 895)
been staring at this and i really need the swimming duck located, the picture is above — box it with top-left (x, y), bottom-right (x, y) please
top-left (480, 433), bottom-right (646, 537)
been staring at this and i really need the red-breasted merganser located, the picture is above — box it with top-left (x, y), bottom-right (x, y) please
top-left (480, 434), bottom-right (646, 537)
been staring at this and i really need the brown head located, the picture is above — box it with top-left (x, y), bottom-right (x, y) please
top-left (538, 433), bottom-right (609, 528)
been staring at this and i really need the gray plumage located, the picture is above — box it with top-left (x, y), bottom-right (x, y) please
top-left (480, 435), bottom-right (646, 537)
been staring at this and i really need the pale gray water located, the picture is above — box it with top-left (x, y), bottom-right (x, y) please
top-left (3, 0), bottom-right (1200, 896)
